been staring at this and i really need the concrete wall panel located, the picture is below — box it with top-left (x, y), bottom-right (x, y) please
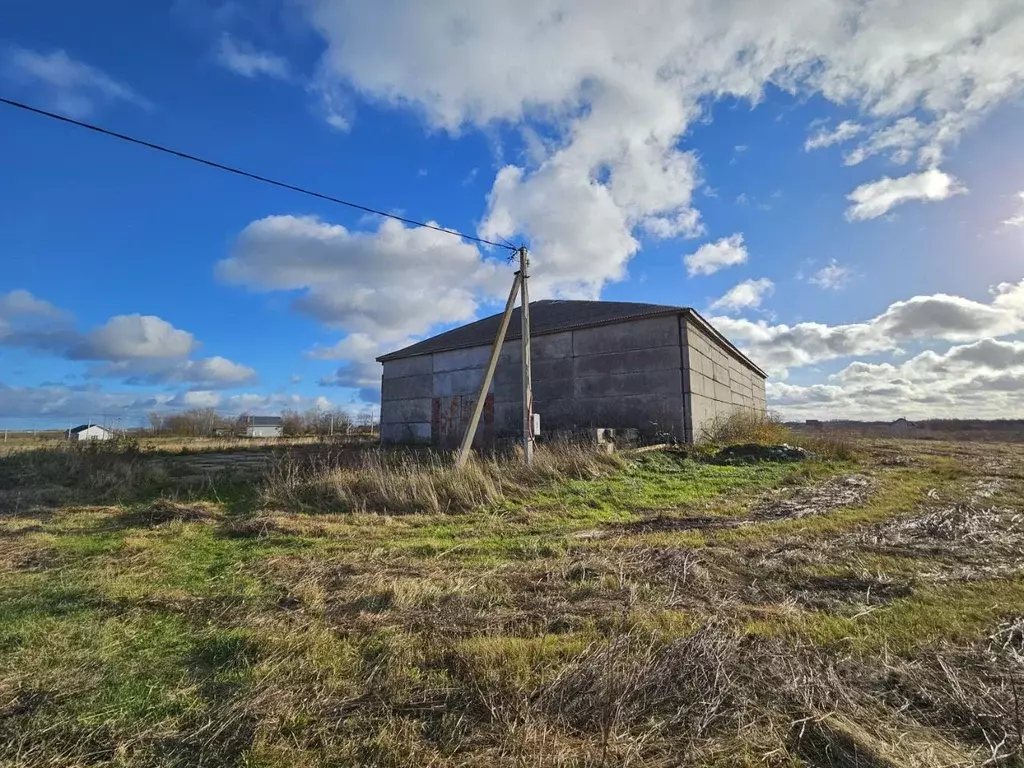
top-left (533, 331), bottom-right (574, 360)
top-left (381, 355), bottom-right (432, 379)
top-left (572, 316), bottom-right (679, 357)
top-left (534, 378), bottom-right (576, 402)
top-left (433, 369), bottom-right (485, 398)
top-left (494, 402), bottom-right (524, 433)
top-left (575, 345), bottom-right (681, 377)
top-left (381, 374), bottom-right (433, 401)
top-left (535, 357), bottom-right (576, 381)
top-left (497, 342), bottom-right (522, 363)
top-left (380, 398), bottom-right (432, 425)
top-left (432, 346), bottom-right (492, 373)
top-left (690, 351), bottom-right (710, 377)
top-left (575, 369), bottom-right (682, 399)
top-left (682, 317), bottom-right (768, 442)
top-left (380, 422), bottom-right (431, 443)
top-left (712, 380), bottom-right (732, 403)
top-left (686, 369), bottom-right (713, 398)
top-left (534, 393), bottom-right (684, 435)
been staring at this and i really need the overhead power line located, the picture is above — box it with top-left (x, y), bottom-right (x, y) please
top-left (0, 96), bottom-right (513, 251)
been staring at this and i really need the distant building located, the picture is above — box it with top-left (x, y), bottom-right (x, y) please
top-left (66, 424), bottom-right (113, 441)
top-left (376, 299), bottom-right (767, 446)
top-left (245, 416), bottom-right (283, 438)
top-left (889, 417), bottom-right (918, 436)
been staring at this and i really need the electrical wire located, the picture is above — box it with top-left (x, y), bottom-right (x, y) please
top-left (0, 96), bottom-right (516, 251)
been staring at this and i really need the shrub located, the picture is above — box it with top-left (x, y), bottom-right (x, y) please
top-left (697, 411), bottom-right (859, 461)
top-left (795, 430), bottom-right (859, 461)
top-left (697, 411), bottom-right (792, 446)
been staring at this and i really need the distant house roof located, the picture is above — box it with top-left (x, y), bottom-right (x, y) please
top-left (68, 424), bottom-right (110, 434)
top-left (247, 416), bottom-right (283, 427)
top-left (377, 299), bottom-right (766, 378)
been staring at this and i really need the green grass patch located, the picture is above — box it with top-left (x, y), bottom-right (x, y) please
top-left (711, 465), bottom-right (936, 545)
top-left (530, 451), bottom-right (832, 515)
top-left (746, 577), bottom-right (1024, 654)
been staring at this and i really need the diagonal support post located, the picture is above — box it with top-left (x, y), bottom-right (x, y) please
top-left (455, 271), bottom-right (522, 468)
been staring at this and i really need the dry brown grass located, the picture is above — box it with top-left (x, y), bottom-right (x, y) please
top-left (260, 442), bottom-right (624, 515)
top-left (0, 439), bottom-right (164, 505)
top-left (4, 437), bottom-right (1024, 766)
top-left (795, 430), bottom-right (860, 461)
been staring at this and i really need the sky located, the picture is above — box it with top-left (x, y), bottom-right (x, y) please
top-left (2, 0), bottom-right (1024, 430)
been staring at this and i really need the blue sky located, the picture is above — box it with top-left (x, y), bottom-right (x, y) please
top-left (2, 0), bottom-right (1024, 429)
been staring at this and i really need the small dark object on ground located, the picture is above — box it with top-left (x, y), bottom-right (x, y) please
top-left (714, 443), bottom-right (813, 464)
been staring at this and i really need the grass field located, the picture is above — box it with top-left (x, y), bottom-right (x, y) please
top-left (1, 435), bottom-right (1022, 766)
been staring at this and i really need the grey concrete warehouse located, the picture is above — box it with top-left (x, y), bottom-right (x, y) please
top-left (376, 300), bottom-right (767, 446)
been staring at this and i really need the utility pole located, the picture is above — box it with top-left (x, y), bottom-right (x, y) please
top-left (519, 247), bottom-right (534, 465)
top-left (456, 271), bottom-right (523, 468)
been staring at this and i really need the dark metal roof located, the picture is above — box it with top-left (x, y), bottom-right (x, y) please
top-left (247, 416), bottom-right (283, 427)
top-left (376, 299), bottom-right (766, 378)
top-left (68, 424), bottom-right (109, 433)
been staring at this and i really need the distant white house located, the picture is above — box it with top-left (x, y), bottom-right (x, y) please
top-left (66, 424), bottom-right (113, 442)
top-left (245, 416), bottom-right (283, 438)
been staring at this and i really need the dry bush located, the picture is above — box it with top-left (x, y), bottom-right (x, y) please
top-left (699, 411), bottom-right (859, 461)
top-left (872, 621), bottom-right (1024, 765)
top-left (795, 430), bottom-right (859, 461)
top-left (698, 411), bottom-right (793, 446)
top-left (260, 441), bottom-right (623, 515)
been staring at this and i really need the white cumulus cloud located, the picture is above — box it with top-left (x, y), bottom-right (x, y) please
top-left (0, 291), bottom-right (257, 390)
top-left (219, 216), bottom-right (510, 395)
top-left (71, 315), bottom-right (197, 360)
top-left (712, 279), bottom-right (1024, 375)
top-left (769, 337), bottom-right (1024, 420)
top-left (301, 0), bottom-right (1024, 287)
top-left (709, 278), bottom-right (775, 312)
top-left (91, 355), bottom-right (257, 389)
top-left (0, 290), bottom-right (65, 320)
top-left (845, 169), bottom-right (967, 221)
top-left (220, 215), bottom-right (506, 342)
top-left (311, 332), bottom-right (399, 402)
top-left (684, 234), bottom-right (748, 277)
top-left (805, 120), bottom-right (864, 151)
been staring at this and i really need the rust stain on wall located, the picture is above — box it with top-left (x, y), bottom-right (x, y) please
top-left (432, 394), bottom-right (494, 449)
